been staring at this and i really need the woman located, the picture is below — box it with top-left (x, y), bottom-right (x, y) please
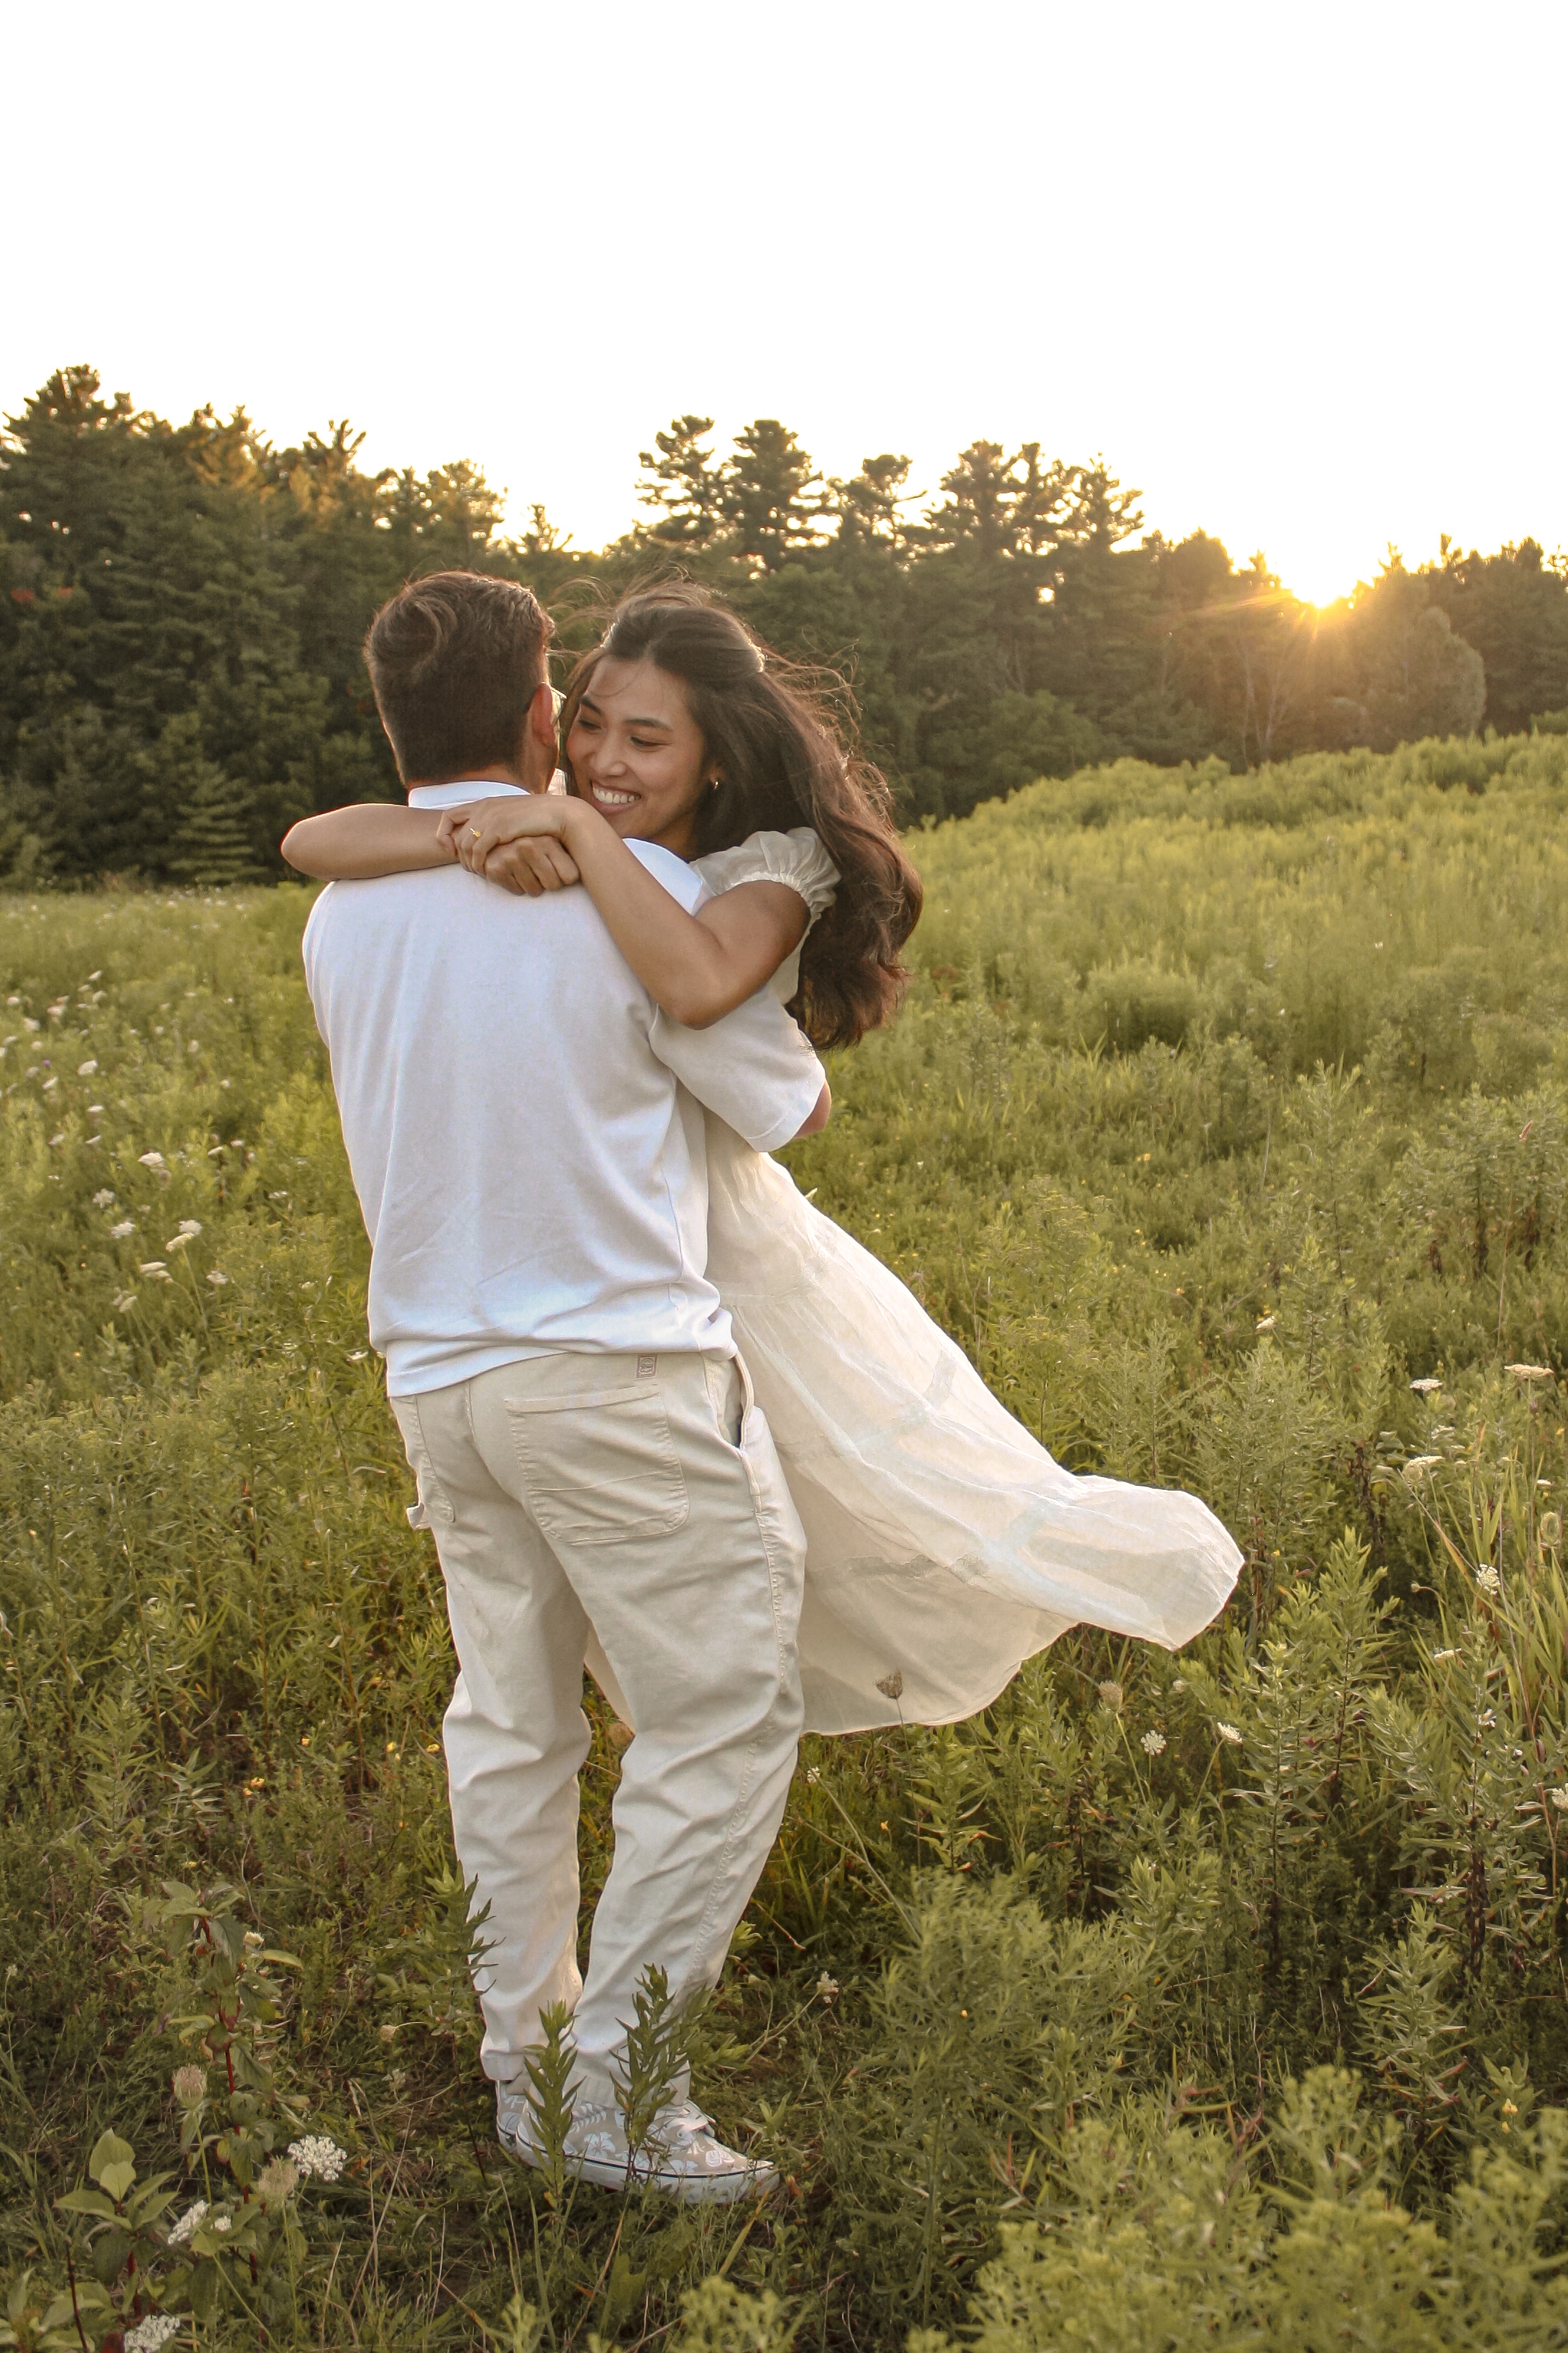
top-left (284, 584), bottom-right (1240, 1732)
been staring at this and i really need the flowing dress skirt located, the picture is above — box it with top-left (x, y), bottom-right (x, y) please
top-left (700, 1120), bottom-right (1242, 1735)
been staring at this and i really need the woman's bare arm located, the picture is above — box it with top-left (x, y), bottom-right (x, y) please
top-left (281, 804), bottom-right (457, 879)
top-left (450, 795), bottom-right (808, 1027)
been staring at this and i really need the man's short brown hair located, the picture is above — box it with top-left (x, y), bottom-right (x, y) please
top-left (364, 572), bottom-right (555, 784)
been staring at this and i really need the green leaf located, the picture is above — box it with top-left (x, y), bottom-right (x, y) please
top-left (98, 2160), bottom-right (136, 2201)
top-left (88, 2130), bottom-right (135, 2191)
top-left (56, 2188), bottom-right (119, 2219)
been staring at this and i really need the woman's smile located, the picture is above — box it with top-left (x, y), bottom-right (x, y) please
top-left (567, 655), bottom-right (715, 856)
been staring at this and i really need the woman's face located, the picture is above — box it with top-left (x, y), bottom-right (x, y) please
top-left (565, 656), bottom-right (715, 856)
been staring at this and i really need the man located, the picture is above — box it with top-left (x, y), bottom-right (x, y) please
top-left (297, 571), bottom-right (826, 2201)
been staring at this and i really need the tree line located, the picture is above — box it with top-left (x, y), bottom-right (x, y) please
top-left (3, 366), bottom-right (1566, 884)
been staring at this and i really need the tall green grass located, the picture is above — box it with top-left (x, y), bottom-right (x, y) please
top-left (6, 734), bottom-right (1568, 2348)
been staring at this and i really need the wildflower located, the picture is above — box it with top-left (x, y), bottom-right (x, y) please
top-left (167, 2198), bottom-right (209, 2245)
top-left (206, 1268), bottom-right (228, 1286)
top-left (177, 1218), bottom-right (202, 1236)
top-left (1479, 1709), bottom-right (1498, 1729)
top-left (1255, 1314), bottom-right (1276, 1333)
top-left (165, 1233), bottom-right (194, 1251)
top-left (1541, 1512), bottom-right (1562, 1546)
top-left (1432, 1649), bottom-right (1461, 1663)
top-left (22, 1016), bottom-right (40, 1032)
top-left (77, 1058), bottom-right (98, 1076)
top-left (1506, 1364), bottom-right (1554, 1383)
top-left (254, 2158), bottom-right (299, 2206)
top-left (287, 2134), bottom-right (348, 2182)
top-left (125, 2318), bottom-right (182, 2352)
top-left (172, 2063), bottom-right (206, 2105)
top-left (92, 1188), bottom-right (115, 1208)
top-left (112, 1290), bottom-right (138, 1311)
top-left (139, 1261), bottom-right (172, 1281)
top-left (1551, 1790), bottom-right (1568, 1813)
top-left (379, 2023), bottom-right (399, 2042)
top-left (1402, 1456), bottom-right (1442, 1484)
top-left (1141, 1729), bottom-right (1167, 1755)
top-left (1409, 1377), bottom-right (1442, 1395)
top-left (1170, 1678), bottom-right (1188, 1693)
top-left (110, 1219), bottom-right (135, 1237)
top-left (346, 1348), bottom-right (367, 1362)
top-left (1097, 1681), bottom-right (1124, 1712)
top-left (1475, 1565), bottom-right (1502, 1597)
top-left (816, 1973), bottom-right (840, 1999)
top-left (47, 1132), bottom-right (65, 1146)
top-left (804, 1764), bottom-right (820, 1783)
top-left (876, 1669), bottom-right (905, 1701)
top-left (1215, 1722), bottom-right (1243, 1745)
top-left (213, 2215), bottom-right (231, 2233)
top-left (138, 1150), bottom-right (166, 1168)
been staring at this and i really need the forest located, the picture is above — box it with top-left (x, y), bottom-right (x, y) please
top-left (6, 731), bottom-right (1568, 2347)
top-left (3, 366), bottom-right (1567, 887)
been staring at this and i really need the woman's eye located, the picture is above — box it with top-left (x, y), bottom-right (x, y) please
top-left (631, 736), bottom-right (658, 751)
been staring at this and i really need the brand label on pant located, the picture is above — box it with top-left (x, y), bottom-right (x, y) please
top-left (636, 1355), bottom-right (656, 1379)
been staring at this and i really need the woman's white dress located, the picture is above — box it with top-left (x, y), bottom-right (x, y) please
top-left (687, 828), bottom-right (1243, 1737)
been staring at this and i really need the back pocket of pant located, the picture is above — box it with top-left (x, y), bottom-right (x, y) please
top-left (506, 1383), bottom-right (689, 1547)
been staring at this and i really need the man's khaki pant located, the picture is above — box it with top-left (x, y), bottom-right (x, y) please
top-left (391, 1351), bottom-right (806, 2105)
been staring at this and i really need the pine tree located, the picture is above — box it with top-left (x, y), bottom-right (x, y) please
top-left (157, 716), bottom-right (262, 884)
top-left (636, 415), bottom-right (725, 549)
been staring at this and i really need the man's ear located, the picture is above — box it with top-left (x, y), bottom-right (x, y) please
top-left (522, 681), bottom-right (559, 787)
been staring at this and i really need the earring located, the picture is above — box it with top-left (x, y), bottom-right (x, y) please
top-left (710, 775), bottom-right (723, 792)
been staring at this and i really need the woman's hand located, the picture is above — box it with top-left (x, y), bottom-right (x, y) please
top-left (436, 797), bottom-right (584, 897)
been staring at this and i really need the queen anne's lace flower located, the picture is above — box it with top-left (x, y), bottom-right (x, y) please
top-left (1551, 1789), bottom-right (1568, 1813)
top-left (1475, 1565), bottom-right (1502, 1596)
top-left (1402, 1456), bottom-right (1443, 1484)
top-left (287, 2135), bottom-right (348, 2182)
top-left (1216, 1722), bottom-right (1243, 1745)
top-left (1409, 1377), bottom-right (1442, 1395)
top-left (166, 2199), bottom-right (208, 2246)
top-left (1141, 1730), bottom-right (1167, 1755)
top-left (124, 2317), bottom-right (182, 2352)
top-left (92, 1188), bottom-right (115, 1208)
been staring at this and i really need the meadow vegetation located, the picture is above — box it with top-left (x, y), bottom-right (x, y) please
top-left (6, 729), bottom-right (1568, 2346)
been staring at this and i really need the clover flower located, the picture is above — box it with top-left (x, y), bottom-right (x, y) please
top-left (287, 2135), bottom-right (348, 2182)
top-left (875, 1670), bottom-right (905, 1701)
top-left (1215, 1722), bottom-right (1243, 1745)
top-left (1541, 1512), bottom-right (1562, 1547)
top-left (166, 2199), bottom-right (209, 2246)
top-left (172, 2064), bottom-right (206, 2106)
top-left (1141, 1729), bottom-right (1167, 1755)
top-left (1097, 1681), bottom-right (1124, 1713)
top-left (254, 2158), bottom-right (299, 2206)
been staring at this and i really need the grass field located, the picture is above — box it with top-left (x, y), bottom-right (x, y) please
top-left (6, 729), bottom-right (1568, 2349)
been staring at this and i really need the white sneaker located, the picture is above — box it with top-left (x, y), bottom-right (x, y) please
top-left (496, 2084), bottom-right (777, 2204)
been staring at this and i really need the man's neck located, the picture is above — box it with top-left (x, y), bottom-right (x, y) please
top-left (405, 763), bottom-right (532, 801)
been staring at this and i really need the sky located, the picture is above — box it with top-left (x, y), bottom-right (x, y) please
top-left (6, 0), bottom-right (1564, 606)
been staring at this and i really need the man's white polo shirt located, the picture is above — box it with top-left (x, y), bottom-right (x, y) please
top-left (302, 790), bottom-right (825, 1395)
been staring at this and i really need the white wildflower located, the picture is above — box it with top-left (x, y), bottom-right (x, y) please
top-left (1097, 1681), bottom-right (1125, 1713)
top-left (816, 1973), bottom-right (840, 1999)
top-left (1170, 1678), bottom-right (1188, 1693)
top-left (138, 1150), bottom-right (165, 1168)
top-left (139, 1261), bottom-right (172, 1281)
top-left (1551, 1790), bottom-right (1568, 1814)
top-left (47, 1132), bottom-right (65, 1146)
top-left (166, 2198), bottom-right (208, 2245)
top-left (206, 1269), bottom-right (229, 1286)
top-left (346, 1349), bottom-right (367, 1362)
top-left (1506, 1363), bottom-right (1554, 1384)
top-left (124, 2317), bottom-right (182, 2352)
top-left (1475, 1565), bottom-right (1502, 1597)
top-left (1432, 1649), bottom-right (1461, 1663)
top-left (1402, 1456), bottom-right (1443, 1484)
top-left (1256, 1313), bottom-right (1276, 1333)
top-left (112, 1290), bottom-right (138, 1312)
top-left (92, 1188), bottom-right (115, 1208)
top-left (164, 1233), bottom-right (193, 1251)
top-left (1141, 1729), bottom-right (1167, 1755)
top-left (212, 2214), bottom-right (231, 2233)
top-left (1216, 1722), bottom-right (1243, 1745)
top-left (110, 1219), bottom-right (135, 1238)
top-left (77, 1058), bottom-right (98, 1076)
top-left (1409, 1377), bottom-right (1442, 1395)
top-left (287, 2134), bottom-right (348, 2183)
top-left (22, 1015), bottom-right (40, 1031)
top-left (177, 1218), bottom-right (202, 1236)
top-left (254, 2158), bottom-right (299, 2206)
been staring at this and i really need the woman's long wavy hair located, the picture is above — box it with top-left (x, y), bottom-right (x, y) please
top-left (558, 583), bottom-right (922, 1050)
